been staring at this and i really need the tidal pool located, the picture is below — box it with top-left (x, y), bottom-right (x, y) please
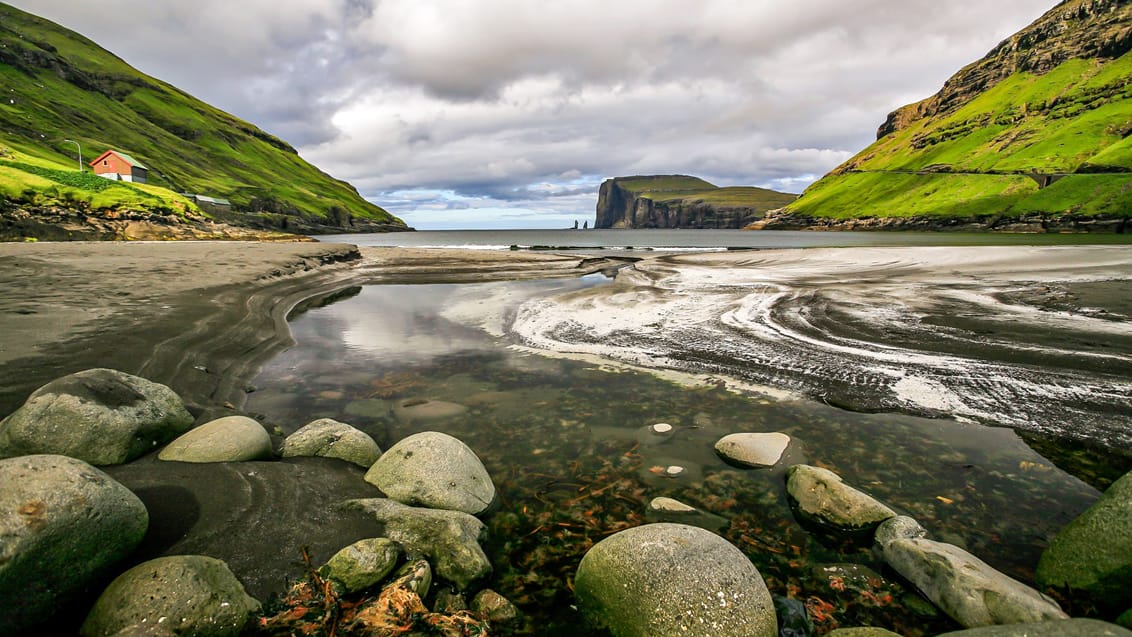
top-left (243, 273), bottom-right (1123, 635)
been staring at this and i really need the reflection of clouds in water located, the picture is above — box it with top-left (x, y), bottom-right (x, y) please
top-left (510, 246), bottom-right (1132, 448)
top-left (335, 285), bottom-right (486, 362)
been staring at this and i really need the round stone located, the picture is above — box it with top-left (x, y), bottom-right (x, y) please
top-left (158, 415), bottom-right (273, 463)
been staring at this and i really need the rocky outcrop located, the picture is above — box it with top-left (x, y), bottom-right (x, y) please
top-left (595, 176), bottom-right (796, 229)
top-left (0, 368), bottom-right (194, 465)
top-left (0, 455), bottom-right (148, 636)
top-left (877, 0), bottom-right (1132, 139)
top-left (81, 555), bottom-right (261, 637)
top-left (574, 523), bottom-right (777, 637)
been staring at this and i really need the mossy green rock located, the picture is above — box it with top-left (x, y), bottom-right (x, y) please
top-left (158, 415), bottom-right (272, 463)
top-left (320, 538), bottom-right (400, 593)
top-left (786, 464), bottom-right (896, 534)
top-left (1037, 471), bottom-right (1132, 608)
top-left (364, 431), bottom-right (495, 515)
top-left (0, 454), bottom-right (148, 635)
top-left (0, 368), bottom-right (193, 465)
top-left (282, 418), bottom-right (381, 468)
top-left (81, 555), bottom-right (260, 637)
top-left (574, 523), bottom-right (777, 637)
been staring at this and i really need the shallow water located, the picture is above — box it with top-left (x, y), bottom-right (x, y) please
top-left (243, 272), bottom-right (1123, 635)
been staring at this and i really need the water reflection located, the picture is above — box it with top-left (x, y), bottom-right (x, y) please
top-left (246, 278), bottom-right (1105, 636)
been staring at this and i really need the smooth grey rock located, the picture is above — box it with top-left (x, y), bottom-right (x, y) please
top-left (158, 415), bottom-right (272, 463)
top-left (786, 464), bottom-right (896, 533)
top-left (1037, 470), bottom-right (1132, 608)
top-left (320, 538), bottom-right (400, 593)
top-left (882, 537), bottom-right (1067, 627)
top-left (472, 589), bottom-right (520, 625)
top-left (392, 399), bottom-right (467, 422)
top-left (364, 431), bottom-right (495, 515)
top-left (875, 515), bottom-right (928, 547)
top-left (282, 418), bottom-right (381, 468)
top-left (0, 368), bottom-right (192, 465)
top-left (650, 496), bottom-right (697, 513)
top-left (935, 618), bottom-right (1132, 636)
top-left (344, 498), bottom-right (490, 590)
top-left (715, 432), bottom-right (791, 468)
top-left (574, 523), bottom-right (777, 637)
top-left (81, 555), bottom-right (260, 637)
top-left (0, 455), bottom-right (148, 636)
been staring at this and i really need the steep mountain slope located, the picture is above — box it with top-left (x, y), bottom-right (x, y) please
top-left (0, 3), bottom-right (408, 237)
top-left (769, 0), bottom-right (1132, 232)
top-left (595, 175), bottom-right (797, 228)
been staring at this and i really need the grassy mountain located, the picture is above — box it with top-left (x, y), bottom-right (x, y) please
top-left (774, 0), bottom-right (1132, 231)
top-left (0, 2), bottom-right (407, 238)
top-left (595, 175), bottom-right (797, 228)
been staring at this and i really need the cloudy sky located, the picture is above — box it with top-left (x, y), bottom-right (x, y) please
top-left (11, 1), bottom-right (1050, 228)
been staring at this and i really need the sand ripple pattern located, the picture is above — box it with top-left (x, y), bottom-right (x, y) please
top-left (508, 246), bottom-right (1132, 449)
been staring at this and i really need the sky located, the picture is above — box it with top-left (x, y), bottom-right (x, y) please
top-left (10, 1), bottom-right (1051, 229)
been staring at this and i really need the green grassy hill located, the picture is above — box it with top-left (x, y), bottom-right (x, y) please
top-left (595, 175), bottom-right (797, 228)
top-left (0, 2), bottom-right (407, 237)
top-left (779, 0), bottom-right (1132, 230)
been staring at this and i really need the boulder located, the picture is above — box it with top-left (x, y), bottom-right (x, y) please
top-left (158, 415), bottom-right (273, 463)
top-left (1037, 471), bottom-right (1132, 609)
top-left (0, 455), bottom-right (148, 635)
top-left (786, 465), bottom-right (895, 534)
top-left (714, 432), bottom-right (791, 468)
top-left (934, 618), bottom-right (1132, 636)
top-left (282, 418), bottom-right (381, 468)
top-left (1119, 609), bottom-right (1132, 630)
top-left (882, 537), bottom-right (1067, 627)
top-left (81, 555), bottom-right (260, 637)
top-left (574, 523), bottom-right (777, 637)
top-left (364, 431), bottom-right (495, 515)
top-left (0, 368), bottom-right (193, 465)
top-left (320, 538), bottom-right (400, 594)
top-left (391, 399), bottom-right (467, 422)
top-left (344, 498), bottom-right (490, 590)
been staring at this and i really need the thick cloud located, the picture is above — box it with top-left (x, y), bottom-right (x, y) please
top-left (10, 1), bottom-right (1049, 227)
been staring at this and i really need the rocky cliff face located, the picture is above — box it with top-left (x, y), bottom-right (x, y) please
top-left (595, 176), bottom-right (796, 229)
top-left (876, 0), bottom-right (1132, 140)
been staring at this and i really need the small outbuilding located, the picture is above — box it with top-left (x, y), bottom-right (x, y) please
top-left (89, 150), bottom-right (148, 184)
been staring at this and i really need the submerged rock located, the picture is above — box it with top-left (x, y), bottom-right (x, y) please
top-left (827, 628), bottom-right (903, 637)
top-left (934, 618), bottom-right (1132, 636)
top-left (364, 431), bottom-right (495, 515)
top-left (282, 418), bottom-right (381, 468)
top-left (874, 515), bottom-right (928, 547)
top-left (786, 465), bottom-right (896, 534)
top-left (881, 537), bottom-right (1067, 627)
top-left (320, 537), bottom-right (400, 594)
top-left (773, 595), bottom-right (813, 637)
top-left (0, 455), bottom-right (148, 636)
top-left (81, 555), bottom-right (260, 637)
top-left (472, 589), bottom-right (520, 625)
top-left (715, 432), bottom-right (791, 468)
top-left (344, 498), bottom-right (490, 590)
top-left (158, 415), bottom-right (273, 463)
top-left (391, 399), bottom-right (467, 422)
top-left (1037, 470), bottom-right (1132, 609)
top-left (0, 368), bottom-right (193, 465)
top-left (646, 496), bottom-right (729, 531)
top-left (573, 522), bottom-right (777, 637)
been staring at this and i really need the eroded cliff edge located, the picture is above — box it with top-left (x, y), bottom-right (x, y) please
top-left (595, 175), bottom-right (797, 229)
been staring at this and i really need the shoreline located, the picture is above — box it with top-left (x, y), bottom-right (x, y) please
top-left (0, 242), bottom-right (625, 418)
